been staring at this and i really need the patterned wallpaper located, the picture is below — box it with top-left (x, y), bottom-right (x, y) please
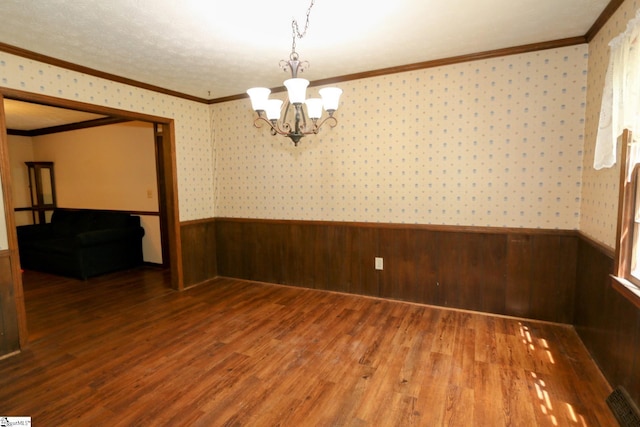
top-left (213, 46), bottom-right (588, 228)
top-left (582, 0), bottom-right (639, 249)
top-left (1, 3), bottom-right (633, 235)
top-left (0, 51), bottom-right (214, 221)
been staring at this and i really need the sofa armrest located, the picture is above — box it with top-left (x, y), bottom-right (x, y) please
top-left (76, 227), bottom-right (144, 247)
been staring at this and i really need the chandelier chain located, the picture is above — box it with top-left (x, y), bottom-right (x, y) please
top-left (291, 0), bottom-right (315, 54)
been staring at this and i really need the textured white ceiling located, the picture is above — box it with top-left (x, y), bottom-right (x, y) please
top-left (0, 0), bottom-right (611, 100)
top-left (3, 100), bottom-right (107, 131)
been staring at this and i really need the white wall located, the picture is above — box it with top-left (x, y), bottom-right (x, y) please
top-left (33, 121), bottom-right (158, 211)
top-left (7, 135), bottom-right (35, 226)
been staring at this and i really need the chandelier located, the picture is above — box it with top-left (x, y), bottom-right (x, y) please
top-left (246, 0), bottom-right (342, 146)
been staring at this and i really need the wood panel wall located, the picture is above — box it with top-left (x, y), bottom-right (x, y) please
top-left (574, 236), bottom-right (640, 407)
top-left (212, 218), bottom-right (577, 323)
top-left (180, 219), bottom-right (217, 288)
top-left (0, 251), bottom-right (20, 356)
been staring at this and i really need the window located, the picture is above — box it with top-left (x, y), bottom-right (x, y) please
top-left (630, 167), bottom-right (640, 281)
top-left (595, 9), bottom-right (640, 169)
top-left (597, 10), bottom-right (640, 307)
top-left (613, 129), bottom-right (640, 306)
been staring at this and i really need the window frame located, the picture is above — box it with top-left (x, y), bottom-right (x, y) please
top-left (612, 129), bottom-right (640, 308)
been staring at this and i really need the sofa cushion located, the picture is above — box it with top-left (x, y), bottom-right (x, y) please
top-left (91, 211), bottom-right (132, 230)
top-left (51, 210), bottom-right (85, 235)
top-left (17, 223), bottom-right (55, 243)
top-left (51, 209), bottom-right (134, 233)
top-left (77, 227), bottom-right (144, 246)
top-left (31, 237), bottom-right (75, 255)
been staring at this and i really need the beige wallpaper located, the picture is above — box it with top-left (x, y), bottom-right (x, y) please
top-left (0, 51), bottom-right (214, 221)
top-left (213, 46), bottom-right (588, 229)
top-left (581, 0), bottom-right (640, 249)
top-left (1, 4), bottom-right (633, 237)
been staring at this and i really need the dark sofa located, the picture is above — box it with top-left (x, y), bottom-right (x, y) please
top-left (17, 209), bottom-right (145, 279)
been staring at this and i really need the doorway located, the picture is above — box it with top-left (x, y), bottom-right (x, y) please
top-left (0, 88), bottom-right (184, 348)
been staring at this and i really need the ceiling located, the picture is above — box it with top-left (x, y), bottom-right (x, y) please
top-left (3, 99), bottom-right (108, 132)
top-left (0, 0), bottom-right (615, 132)
top-left (0, 0), bottom-right (612, 102)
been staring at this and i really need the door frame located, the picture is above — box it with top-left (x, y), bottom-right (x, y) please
top-left (0, 87), bottom-right (184, 346)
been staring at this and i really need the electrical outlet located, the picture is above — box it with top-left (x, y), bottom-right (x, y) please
top-left (375, 257), bottom-right (383, 270)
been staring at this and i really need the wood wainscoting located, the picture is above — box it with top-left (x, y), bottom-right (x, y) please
top-left (180, 218), bottom-right (217, 288)
top-left (212, 218), bottom-right (578, 324)
top-left (574, 234), bottom-right (640, 409)
top-left (0, 250), bottom-right (21, 357)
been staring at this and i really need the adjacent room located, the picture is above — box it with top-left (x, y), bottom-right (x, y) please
top-left (5, 111), bottom-right (164, 271)
top-left (0, 0), bottom-right (639, 425)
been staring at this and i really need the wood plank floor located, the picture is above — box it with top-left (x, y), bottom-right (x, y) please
top-left (0, 268), bottom-right (616, 426)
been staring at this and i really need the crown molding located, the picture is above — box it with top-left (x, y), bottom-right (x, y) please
top-left (0, 0), bottom-right (625, 106)
top-left (0, 41), bottom-right (208, 104)
top-left (586, 0), bottom-right (625, 42)
top-left (208, 37), bottom-right (587, 104)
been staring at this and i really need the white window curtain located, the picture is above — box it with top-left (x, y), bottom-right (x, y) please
top-left (594, 9), bottom-right (640, 170)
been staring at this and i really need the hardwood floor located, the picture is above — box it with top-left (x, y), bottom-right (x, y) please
top-left (0, 268), bottom-right (616, 426)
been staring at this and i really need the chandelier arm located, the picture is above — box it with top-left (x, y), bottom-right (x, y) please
top-left (252, 112), bottom-right (338, 146)
top-left (307, 115), bottom-right (338, 134)
top-left (252, 116), bottom-right (289, 137)
top-left (294, 115), bottom-right (338, 136)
